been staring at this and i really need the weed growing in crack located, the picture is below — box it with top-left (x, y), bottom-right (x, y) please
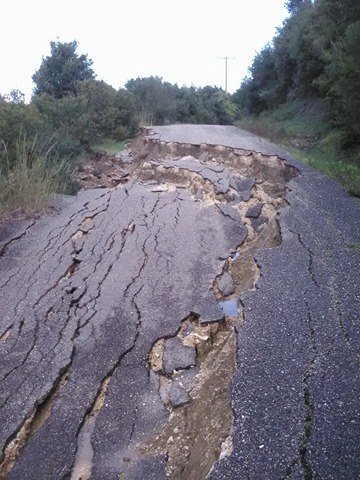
top-left (346, 241), bottom-right (360, 253)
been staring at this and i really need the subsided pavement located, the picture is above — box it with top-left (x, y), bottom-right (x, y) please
top-left (0, 125), bottom-right (359, 479)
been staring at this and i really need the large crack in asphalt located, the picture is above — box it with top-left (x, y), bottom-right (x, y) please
top-left (110, 131), bottom-right (298, 479)
top-left (282, 223), bottom-right (353, 480)
top-left (0, 131), bottom-right (298, 479)
top-left (0, 220), bottom-right (36, 258)
top-left (0, 363), bottom-right (71, 479)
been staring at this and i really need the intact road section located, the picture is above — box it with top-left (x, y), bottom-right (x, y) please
top-left (0, 125), bottom-right (359, 479)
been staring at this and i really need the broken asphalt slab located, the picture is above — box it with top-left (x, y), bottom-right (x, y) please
top-left (163, 338), bottom-right (196, 375)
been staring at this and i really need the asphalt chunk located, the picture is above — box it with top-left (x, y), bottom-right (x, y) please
top-left (163, 338), bottom-right (197, 375)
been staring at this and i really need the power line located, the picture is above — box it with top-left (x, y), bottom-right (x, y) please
top-left (217, 56), bottom-right (235, 93)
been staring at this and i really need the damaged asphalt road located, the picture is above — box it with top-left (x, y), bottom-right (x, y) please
top-left (0, 125), bottom-right (359, 479)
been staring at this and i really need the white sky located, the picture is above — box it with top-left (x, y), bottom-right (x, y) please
top-left (0, 0), bottom-right (288, 100)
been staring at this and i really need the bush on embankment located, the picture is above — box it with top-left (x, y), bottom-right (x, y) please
top-left (236, 100), bottom-right (360, 197)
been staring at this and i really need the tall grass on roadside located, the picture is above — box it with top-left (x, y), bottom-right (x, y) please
top-left (0, 136), bottom-right (73, 216)
top-left (295, 147), bottom-right (360, 197)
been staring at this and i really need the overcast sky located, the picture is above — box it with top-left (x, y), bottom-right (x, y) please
top-left (1, 0), bottom-right (288, 100)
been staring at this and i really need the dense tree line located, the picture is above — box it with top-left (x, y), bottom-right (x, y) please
top-left (0, 40), bottom-right (237, 174)
top-left (126, 76), bottom-right (236, 125)
top-left (232, 0), bottom-right (360, 145)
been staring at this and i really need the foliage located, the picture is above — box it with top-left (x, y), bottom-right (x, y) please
top-left (32, 81), bottom-right (138, 150)
top-left (113, 88), bottom-right (140, 139)
top-left (286, 0), bottom-right (310, 13)
top-left (234, 45), bottom-right (278, 114)
top-left (32, 40), bottom-right (95, 98)
top-left (126, 76), bottom-right (174, 125)
top-left (0, 93), bottom-right (46, 165)
top-left (0, 38), bottom-right (141, 216)
top-left (232, 0), bottom-right (360, 184)
top-left (320, 21), bottom-right (360, 144)
top-left (125, 76), bottom-right (237, 125)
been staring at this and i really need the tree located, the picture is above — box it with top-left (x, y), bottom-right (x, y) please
top-left (113, 88), bottom-right (138, 139)
top-left (125, 76), bottom-right (176, 124)
top-left (232, 45), bottom-right (278, 114)
top-left (286, 0), bottom-right (312, 13)
top-left (33, 80), bottom-right (138, 150)
top-left (272, 20), bottom-right (297, 102)
top-left (32, 40), bottom-right (95, 98)
top-left (193, 87), bottom-right (237, 124)
top-left (286, 2), bottom-right (326, 95)
top-left (0, 94), bottom-right (45, 166)
top-left (323, 21), bottom-right (360, 143)
top-left (3, 89), bottom-right (26, 104)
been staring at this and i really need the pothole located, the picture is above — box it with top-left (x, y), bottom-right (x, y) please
top-left (141, 315), bottom-right (237, 479)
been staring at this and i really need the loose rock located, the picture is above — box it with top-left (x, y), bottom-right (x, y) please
top-left (217, 204), bottom-right (241, 222)
top-left (251, 215), bottom-right (269, 232)
top-left (218, 271), bottom-right (235, 297)
top-left (245, 202), bottom-right (264, 219)
top-left (169, 383), bottom-right (191, 408)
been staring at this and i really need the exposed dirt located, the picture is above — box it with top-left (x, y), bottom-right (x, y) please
top-left (76, 130), bottom-right (297, 195)
top-left (74, 152), bottom-right (131, 189)
top-left (142, 316), bottom-right (237, 480)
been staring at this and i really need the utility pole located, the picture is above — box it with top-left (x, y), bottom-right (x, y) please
top-left (218, 56), bottom-right (235, 93)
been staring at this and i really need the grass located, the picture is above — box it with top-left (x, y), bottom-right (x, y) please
top-left (0, 137), bottom-right (73, 217)
top-left (293, 143), bottom-right (360, 197)
top-left (236, 100), bottom-right (360, 197)
top-left (93, 138), bottom-right (127, 155)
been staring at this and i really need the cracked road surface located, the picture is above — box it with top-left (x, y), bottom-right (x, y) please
top-left (1, 125), bottom-right (359, 479)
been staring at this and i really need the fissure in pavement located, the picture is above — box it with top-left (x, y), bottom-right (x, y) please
top-left (112, 133), bottom-right (298, 479)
